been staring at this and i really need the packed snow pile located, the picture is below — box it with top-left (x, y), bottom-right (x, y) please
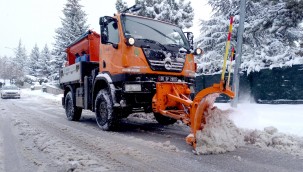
top-left (195, 108), bottom-right (245, 155)
top-left (194, 106), bottom-right (303, 157)
top-left (244, 127), bottom-right (303, 157)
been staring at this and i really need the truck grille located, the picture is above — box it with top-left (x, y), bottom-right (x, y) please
top-left (143, 48), bottom-right (186, 72)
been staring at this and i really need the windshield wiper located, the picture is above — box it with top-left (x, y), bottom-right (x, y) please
top-left (137, 38), bottom-right (167, 51)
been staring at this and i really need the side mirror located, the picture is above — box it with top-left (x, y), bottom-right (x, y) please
top-left (99, 16), bottom-right (118, 45)
top-left (184, 32), bottom-right (194, 50)
top-left (130, 4), bottom-right (142, 12)
top-left (100, 17), bottom-right (108, 44)
top-left (122, 4), bottom-right (142, 13)
top-left (101, 33), bottom-right (108, 44)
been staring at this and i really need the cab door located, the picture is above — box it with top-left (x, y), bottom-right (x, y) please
top-left (99, 16), bottom-right (122, 75)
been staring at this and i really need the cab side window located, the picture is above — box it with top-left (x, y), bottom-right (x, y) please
top-left (107, 21), bottom-right (119, 44)
top-left (100, 17), bottom-right (119, 45)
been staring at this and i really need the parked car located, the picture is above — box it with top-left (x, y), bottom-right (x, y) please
top-left (0, 85), bottom-right (21, 99)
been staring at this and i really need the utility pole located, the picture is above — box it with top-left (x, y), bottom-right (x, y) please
top-left (232, 0), bottom-right (246, 107)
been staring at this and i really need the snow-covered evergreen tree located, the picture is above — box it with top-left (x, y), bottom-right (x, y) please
top-left (28, 44), bottom-right (42, 77)
top-left (52, 0), bottom-right (89, 79)
top-left (116, 0), bottom-right (128, 12)
top-left (40, 44), bottom-right (52, 78)
top-left (12, 40), bottom-right (27, 79)
top-left (0, 56), bottom-right (12, 81)
top-left (115, 0), bottom-right (194, 29)
top-left (196, 0), bottom-right (303, 74)
top-left (0, 55), bottom-right (18, 82)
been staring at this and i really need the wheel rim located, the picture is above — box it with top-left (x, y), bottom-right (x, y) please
top-left (96, 101), bottom-right (108, 126)
top-left (66, 96), bottom-right (74, 119)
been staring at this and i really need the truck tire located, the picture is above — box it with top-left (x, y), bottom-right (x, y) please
top-left (65, 91), bottom-right (82, 121)
top-left (95, 90), bottom-right (117, 131)
top-left (154, 113), bottom-right (177, 125)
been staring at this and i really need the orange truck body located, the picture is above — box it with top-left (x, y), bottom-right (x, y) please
top-left (66, 30), bottom-right (100, 66)
top-left (60, 13), bottom-right (196, 130)
top-left (59, 13), bottom-right (234, 149)
top-left (65, 18), bottom-right (196, 79)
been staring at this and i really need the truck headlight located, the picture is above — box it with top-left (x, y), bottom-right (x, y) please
top-left (194, 48), bottom-right (203, 55)
top-left (125, 37), bottom-right (135, 46)
top-left (124, 84), bottom-right (141, 92)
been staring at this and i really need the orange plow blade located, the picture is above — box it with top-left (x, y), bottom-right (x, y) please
top-left (152, 81), bottom-right (234, 149)
top-left (186, 81), bottom-right (234, 148)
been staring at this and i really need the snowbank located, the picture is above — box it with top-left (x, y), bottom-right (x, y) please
top-left (195, 106), bottom-right (303, 157)
top-left (195, 108), bottom-right (244, 155)
top-left (244, 127), bottom-right (303, 157)
top-left (219, 103), bottom-right (303, 137)
top-left (21, 88), bottom-right (62, 103)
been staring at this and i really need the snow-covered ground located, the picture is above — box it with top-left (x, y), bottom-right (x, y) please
top-left (22, 88), bottom-right (303, 137)
top-left (21, 88), bottom-right (62, 102)
top-left (24, 89), bottom-right (303, 157)
top-left (216, 103), bottom-right (303, 137)
top-left (1, 87), bottom-right (303, 171)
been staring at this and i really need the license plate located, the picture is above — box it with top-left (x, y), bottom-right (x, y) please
top-left (158, 76), bottom-right (178, 82)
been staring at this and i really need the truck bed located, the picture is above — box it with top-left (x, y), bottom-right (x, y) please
top-left (59, 62), bottom-right (99, 84)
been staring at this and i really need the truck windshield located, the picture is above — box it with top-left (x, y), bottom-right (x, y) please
top-left (121, 15), bottom-right (190, 50)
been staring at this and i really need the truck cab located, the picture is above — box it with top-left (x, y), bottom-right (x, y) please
top-left (98, 13), bottom-right (197, 107)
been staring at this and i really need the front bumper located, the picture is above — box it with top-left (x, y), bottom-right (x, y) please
top-left (118, 81), bottom-right (194, 110)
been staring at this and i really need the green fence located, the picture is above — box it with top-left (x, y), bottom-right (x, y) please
top-left (195, 64), bottom-right (303, 104)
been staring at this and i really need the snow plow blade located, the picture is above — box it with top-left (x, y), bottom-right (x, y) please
top-left (152, 81), bottom-right (234, 149)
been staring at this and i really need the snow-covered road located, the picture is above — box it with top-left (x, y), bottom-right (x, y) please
top-left (0, 90), bottom-right (302, 172)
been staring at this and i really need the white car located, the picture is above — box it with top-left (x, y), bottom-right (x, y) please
top-left (0, 85), bottom-right (21, 99)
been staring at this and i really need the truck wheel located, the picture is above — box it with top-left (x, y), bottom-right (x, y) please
top-left (65, 91), bottom-right (82, 121)
top-left (95, 90), bottom-right (117, 131)
top-left (154, 113), bottom-right (177, 125)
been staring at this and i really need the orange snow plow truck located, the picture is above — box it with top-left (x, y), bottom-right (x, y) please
top-left (59, 7), bottom-right (234, 149)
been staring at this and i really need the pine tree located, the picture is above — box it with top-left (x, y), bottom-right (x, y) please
top-left (116, 0), bottom-right (128, 12)
top-left (0, 55), bottom-right (16, 83)
top-left (28, 44), bottom-right (42, 77)
top-left (0, 56), bottom-right (12, 81)
top-left (13, 40), bottom-right (27, 79)
top-left (52, 0), bottom-right (89, 80)
top-left (40, 44), bottom-right (52, 78)
top-left (115, 0), bottom-right (194, 29)
top-left (196, 0), bottom-right (303, 74)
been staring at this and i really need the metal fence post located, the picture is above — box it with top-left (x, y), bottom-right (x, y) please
top-left (232, 0), bottom-right (246, 107)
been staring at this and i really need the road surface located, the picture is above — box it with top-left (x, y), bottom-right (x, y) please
top-left (0, 92), bottom-right (302, 172)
